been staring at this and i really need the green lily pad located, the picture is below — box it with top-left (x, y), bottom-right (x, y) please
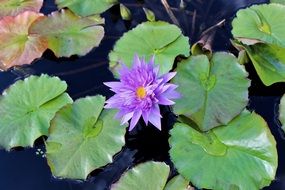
top-left (0, 0), bottom-right (43, 18)
top-left (111, 161), bottom-right (170, 190)
top-left (232, 4), bottom-right (285, 47)
top-left (0, 74), bottom-right (72, 150)
top-left (243, 43), bottom-right (285, 86)
top-left (109, 21), bottom-right (190, 76)
top-left (271, 0), bottom-right (285, 4)
top-left (279, 94), bottom-right (285, 132)
top-left (55, 0), bottom-right (117, 16)
top-left (164, 175), bottom-right (190, 190)
top-left (173, 53), bottom-right (250, 131)
top-left (30, 9), bottom-right (104, 57)
top-left (169, 111), bottom-right (278, 190)
top-left (46, 96), bottom-right (127, 180)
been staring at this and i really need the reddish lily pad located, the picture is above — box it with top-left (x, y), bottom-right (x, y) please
top-left (30, 9), bottom-right (104, 57)
top-left (0, 0), bottom-right (43, 18)
top-left (0, 11), bottom-right (47, 71)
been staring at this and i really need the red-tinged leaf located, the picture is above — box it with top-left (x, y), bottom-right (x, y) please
top-left (30, 9), bottom-right (105, 57)
top-left (0, 0), bottom-right (43, 18)
top-left (0, 11), bottom-right (48, 71)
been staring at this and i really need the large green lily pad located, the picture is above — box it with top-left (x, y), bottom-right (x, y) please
top-left (169, 111), bottom-right (278, 190)
top-left (232, 4), bottom-right (285, 47)
top-left (46, 96), bottom-right (127, 180)
top-left (0, 74), bottom-right (72, 150)
top-left (30, 9), bottom-right (104, 58)
top-left (279, 94), bottom-right (285, 132)
top-left (0, 0), bottom-right (43, 18)
top-left (271, 0), bottom-right (285, 4)
top-left (111, 161), bottom-right (170, 190)
top-left (55, 0), bottom-right (118, 16)
top-left (173, 53), bottom-right (250, 131)
top-left (109, 21), bottom-right (190, 76)
top-left (244, 43), bottom-right (285, 86)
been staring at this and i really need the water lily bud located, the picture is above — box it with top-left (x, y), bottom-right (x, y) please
top-left (180, 0), bottom-right (186, 9)
top-left (120, 4), bottom-right (131, 20)
top-left (143, 7), bottom-right (156, 22)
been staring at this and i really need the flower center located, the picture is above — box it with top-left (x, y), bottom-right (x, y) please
top-left (136, 86), bottom-right (147, 99)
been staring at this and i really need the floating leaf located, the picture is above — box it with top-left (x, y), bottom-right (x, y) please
top-left (55, 0), bottom-right (117, 16)
top-left (232, 4), bottom-right (285, 47)
top-left (30, 9), bottom-right (104, 57)
top-left (279, 94), bottom-right (285, 132)
top-left (244, 43), bottom-right (285, 86)
top-left (46, 96), bottom-right (126, 180)
top-left (173, 53), bottom-right (250, 131)
top-left (271, 0), bottom-right (285, 4)
top-left (169, 111), bottom-right (278, 190)
top-left (164, 175), bottom-right (191, 190)
top-left (111, 161), bottom-right (170, 190)
top-left (0, 11), bottom-right (47, 70)
top-left (0, 0), bottom-right (43, 18)
top-left (0, 75), bottom-right (72, 150)
top-left (109, 21), bottom-right (190, 76)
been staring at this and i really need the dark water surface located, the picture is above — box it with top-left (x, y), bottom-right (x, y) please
top-left (1, 0), bottom-right (284, 190)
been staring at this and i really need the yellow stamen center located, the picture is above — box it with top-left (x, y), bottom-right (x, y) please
top-left (136, 86), bottom-right (147, 99)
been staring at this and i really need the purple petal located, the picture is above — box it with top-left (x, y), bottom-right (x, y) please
top-left (148, 105), bottom-right (162, 130)
top-left (157, 96), bottom-right (175, 105)
top-left (161, 72), bottom-right (176, 83)
top-left (142, 110), bottom-right (150, 125)
top-left (121, 111), bottom-right (134, 125)
top-left (129, 110), bottom-right (142, 131)
top-left (133, 54), bottom-right (141, 67)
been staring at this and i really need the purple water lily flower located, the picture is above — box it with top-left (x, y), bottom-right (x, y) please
top-left (104, 55), bottom-right (180, 131)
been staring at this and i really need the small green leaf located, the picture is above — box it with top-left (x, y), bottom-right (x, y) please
top-left (244, 43), bottom-right (285, 86)
top-left (169, 111), bottom-right (278, 190)
top-left (164, 175), bottom-right (190, 190)
top-left (0, 74), bottom-right (72, 150)
top-left (279, 94), bottom-right (285, 132)
top-left (173, 53), bottom-right (250, 131)
top-left (111, 161), bottom-right (170, 190)
top-left (55, 0), bottom-right (117, 16)
top-left (46, 96), bottom-right (127, 180)
top-left (109, 21), bottom-right (190, 76)
top-left (232, 4), bottom-right (285, 47)
top-left (30, 9), bottom-right (104, 58)
top-left (0, 0), bottom-right (43, 18)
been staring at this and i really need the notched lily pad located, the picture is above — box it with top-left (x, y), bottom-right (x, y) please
top-left (46, 96), bottom-right (127, 180)
top-left (109, 21), bottom-right (190, 76)
top-left (0, 0), bottom-right (43, 18)
top-left (30, 9), bottom-right (104, 58)
top-left (55, 0), bottom-right (118, 16)
top-left (0, 11), bottom-right (48, 70)
top-left (232, 4), bottom-right (285, 47)
top-left (169, 111), bottom-right (278, 190)
top-left (164, 175), bottom-right (191, 190)
top-left (111, 161), bottom-right (170, 190)
top-left (173, 53), bottom-right (250, 131)
top-left (0, 74), bottom-right (72, 150)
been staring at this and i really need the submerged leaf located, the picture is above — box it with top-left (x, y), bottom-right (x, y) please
top-left (46, 96), bottom-right (126, 180)
top-left (55, 0), bottom-right (117, 16)
top-left (0, 0), bottom-right (43, 18)
top-left (232, 4), bottom-right (285, 47)
top-left (173, 53), bottom-right (250, 131)
top-left (30, 9), bottom-right (104, 58)
top-left (279, 94), bottom-right (285, 132)
top-left (109, 21), bottom-right (190, 76)
top-left (111, 161), bottom-right (170, 190)
top-left (0, 75), bottom-right (72, 150)
top-left (0, 11), bottom-right (48, 70)
top-left (169, 111), bottom-right (278, 190)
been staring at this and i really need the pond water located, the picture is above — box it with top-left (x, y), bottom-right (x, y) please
top-left (0, 0), bottom-right (284, 190)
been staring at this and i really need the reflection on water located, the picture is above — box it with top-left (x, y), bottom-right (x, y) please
top-left (1, 0), bottom-right (284, 190)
